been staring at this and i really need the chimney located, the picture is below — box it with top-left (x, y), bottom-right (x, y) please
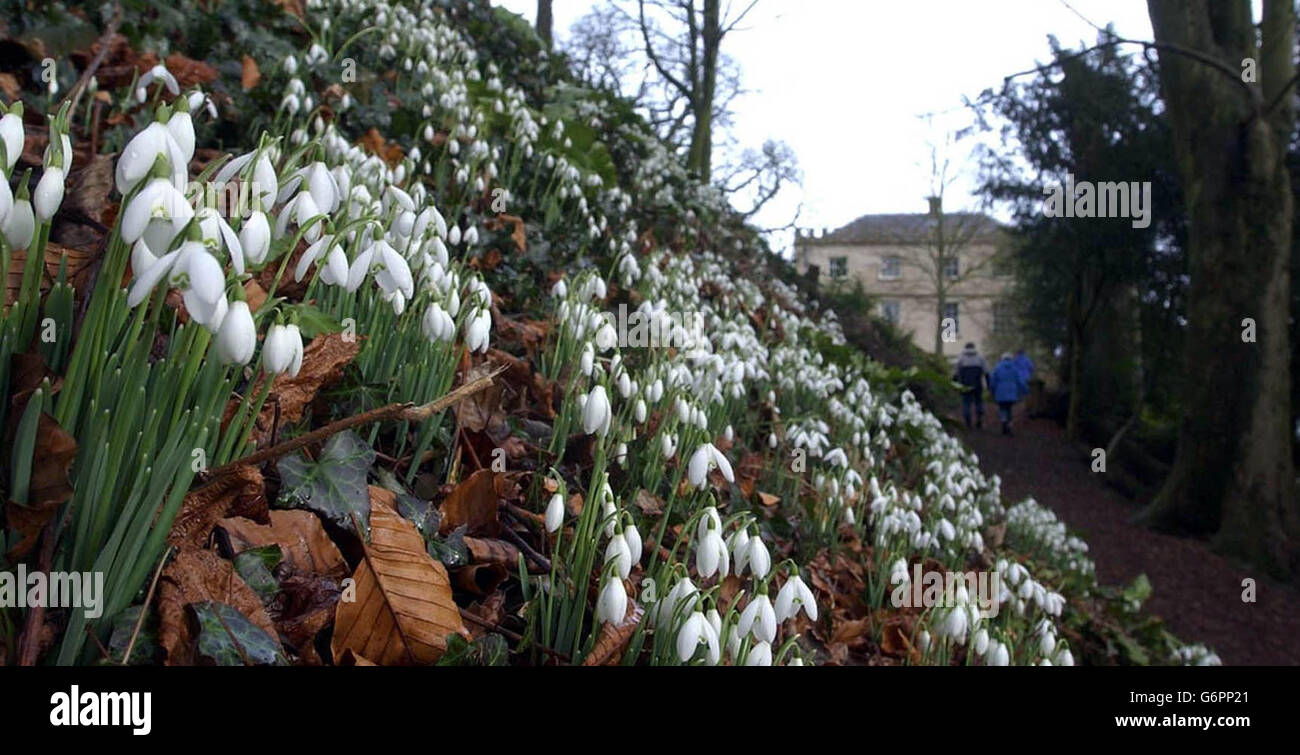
top-left (926, 195), bottom-right (942, 216)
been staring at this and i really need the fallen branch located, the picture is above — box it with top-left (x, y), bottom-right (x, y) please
top-left (207, 365), bottom-right (507, 478)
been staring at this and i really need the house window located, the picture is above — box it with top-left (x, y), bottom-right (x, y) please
top-left (943, 302), bottom-right (959, 334)
top-left (942, 256), bottom-right (959, 280)
top-left (879, 255), bottom-right (902, 280)
top-left (993, 301), bottom-right (1014, 334)
top-left (829, 256), bottom-right (848, 279)
top-left (881, 300), bottom-right (901, 324)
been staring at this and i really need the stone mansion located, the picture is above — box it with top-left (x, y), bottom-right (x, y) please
top-left (793, 198), bottom-right (1019, 360)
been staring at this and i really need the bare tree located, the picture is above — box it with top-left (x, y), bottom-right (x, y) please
top-left (891, 140), bottom-right (1002, 355)
top-left (718, 138), bottom-right (802, 218)
top-left (536, 0), bottom-right (553, 49)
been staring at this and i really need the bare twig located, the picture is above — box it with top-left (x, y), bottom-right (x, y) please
top-left (64, 3), bottom-right (124, 118)
top-left (207, 365), bottom-right (506, 477)
top-left (122, 546), bottom-right (173, 665)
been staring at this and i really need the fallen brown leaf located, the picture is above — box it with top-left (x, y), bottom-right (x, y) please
top-left (4, 413), bottom-right (77, 560)
top-left (158, 549), bottom-right (282, 666)
top-left (583, 600), bottom-right (643, 666)
top-left (230, 332), bottom-right (361, 447)
top-left (438, 469), bottom-right (499, 537)
top-left (167, 465), bottom-right (267, 550)
top-left (331, 487), bottom-right (468, 665)
top-left (218, 509), bottom-right (347, 580)
top-left (240, 55), bottom-right (261, 90)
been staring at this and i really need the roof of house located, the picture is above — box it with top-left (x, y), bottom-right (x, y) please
top-left (798, 212), bottom-right (1004, 246)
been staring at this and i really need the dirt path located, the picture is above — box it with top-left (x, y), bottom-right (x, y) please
top-left (953, 407), bottom-right (1300, 666)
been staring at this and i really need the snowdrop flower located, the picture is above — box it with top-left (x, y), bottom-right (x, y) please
top-left (775, 574), bottom-right (818, 622)
top-left (263, 323), bottom-right (304, 377)
top-left (165, 98), bottom-right (196, 164)
top-left (594, 320), bottom-right (617, 352)
top-left (745, 640), bottom-right (773, 666)
top-left (579, 341), bottom-right (594, 376)
top-left (1039, 630), bottom-right (1056, 658)
top-left (695, 506), bottom-right (722, 542)
top-left (115, 122), bottom-right (187, 195)
top-left (33, 166), bottom-right (64, 222)
top-left (215, 149), bottom-right (278, 211)
top-left (676, 611), bottom-right (721, 665)
top-left (136, 64), bottom-right (180, 100)
top-left (0, 102), bottom-right (23, 172)
top-left (656, 577), bottom-right (698, 626)
top-left (746, 537), bottom-right (771, 579)
top-left (988, 640), bottom-right (1010, 666)
top-left (195, 207), bottom-right (245, 274)
top-left (687, 442), bottom-right (734, 489)
top-left (729, 529), bottom-right (751, 574)
top-left (121, 176), bottom-right (192, 246)
top-left (738, 592), bottom-right (777, 643)
top-left (634, 399), bottom-right (647, 423)
top-left (172, 243), bottom-right (227, 326)
top-left (582, 384), bottom-right (612, 437)
top-left (216, 300), bottom-right (256, 365)
top-left (623, 524), bottom-right (642, 565)
top-left (545, 493), bottom-right (565, 533)
top-left (2, 193), bottom-right (34, 249)
top-left (596, 576), bottom-right (627, 625)
top-left (421, 302), bottom-right (455, 342)
top-left (943, 606), bottom-right (968, 642)
top-left (973, 628), bottom-right (990, 656)
top-left (695, 528), bottom-right (729, 579)
top-left (605, 535), bottom-right (633, 580)
top-left (464, 307), bottom-right (492, 353)
top-left (660, 433), bottom-right (677, 459)
top-left (1053, 645), bottom-right (1074, 667)
top-left (239, 210), bottom-right (272, 266)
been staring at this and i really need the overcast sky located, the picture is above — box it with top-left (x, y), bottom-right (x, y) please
top-left (495, 1), bottom-right (1160, 251)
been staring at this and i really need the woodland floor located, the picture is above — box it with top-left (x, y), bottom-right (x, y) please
top-left (952, 405), bottom-right (1300, 665)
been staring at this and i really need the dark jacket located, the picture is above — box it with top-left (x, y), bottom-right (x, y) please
top-left (952, 348), bottom-right (989, 394)
top-left (989, 358), bottom-right (1028, 403)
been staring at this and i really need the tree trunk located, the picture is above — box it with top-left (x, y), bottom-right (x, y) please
top-left (536, 0), bottom-right (553, 49)
top-left (688, 0), bottom-right (719, 181)
top-left (1141, 0), bottom-right (1300, 579)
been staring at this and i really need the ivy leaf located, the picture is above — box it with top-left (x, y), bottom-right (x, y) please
top-left (233, 545), bottom-right (283, 602)
top-left (277, 430), bottom-right (375, 536)
top-left (292, 303), bottom-right (344, 339)
top-left (191, 601), bottom-right (287, 666)
top-left (436, 633), bottom-right (509, 666)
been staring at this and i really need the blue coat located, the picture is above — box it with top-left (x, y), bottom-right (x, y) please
top-left (1013, 354), bottom-right (1035, 382)
top-left (989, 359), bottom-right (1027, 403)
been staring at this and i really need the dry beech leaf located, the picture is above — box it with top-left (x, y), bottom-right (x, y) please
top-left (756, 491), bottom-right (780, 508)
top-left (167, 464), bottom-right (267, 550)
top-left (438, 469), bottom-right (498, 537)
top-left (5, 242), bottom-right (99, 307)
top-left (4, 413), bottom-right (77, 560)
top-left (230, 332), bottom-right (360, 447)
top-left (332, 487), bottom-right (469, 665)
top-left (240, 55), bottom-right (261, 90)
top-left (463, 536), bottom-right (521, 570)
top-left (633, 488), bottom-right (664, 516)
top-left (158, 549), bottom-right (282, 666)
top-left (218, 509), bottom-right (347, 580)
top-left (583, 600), bottom-right (643, 666)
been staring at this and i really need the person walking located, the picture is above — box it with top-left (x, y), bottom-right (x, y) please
top-left (989, 352), bottom-right (1028, 436)
top-left (952, 342), bottom-right (989, 429)
top-left (1012, 349), bottom-right (1035, 385)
